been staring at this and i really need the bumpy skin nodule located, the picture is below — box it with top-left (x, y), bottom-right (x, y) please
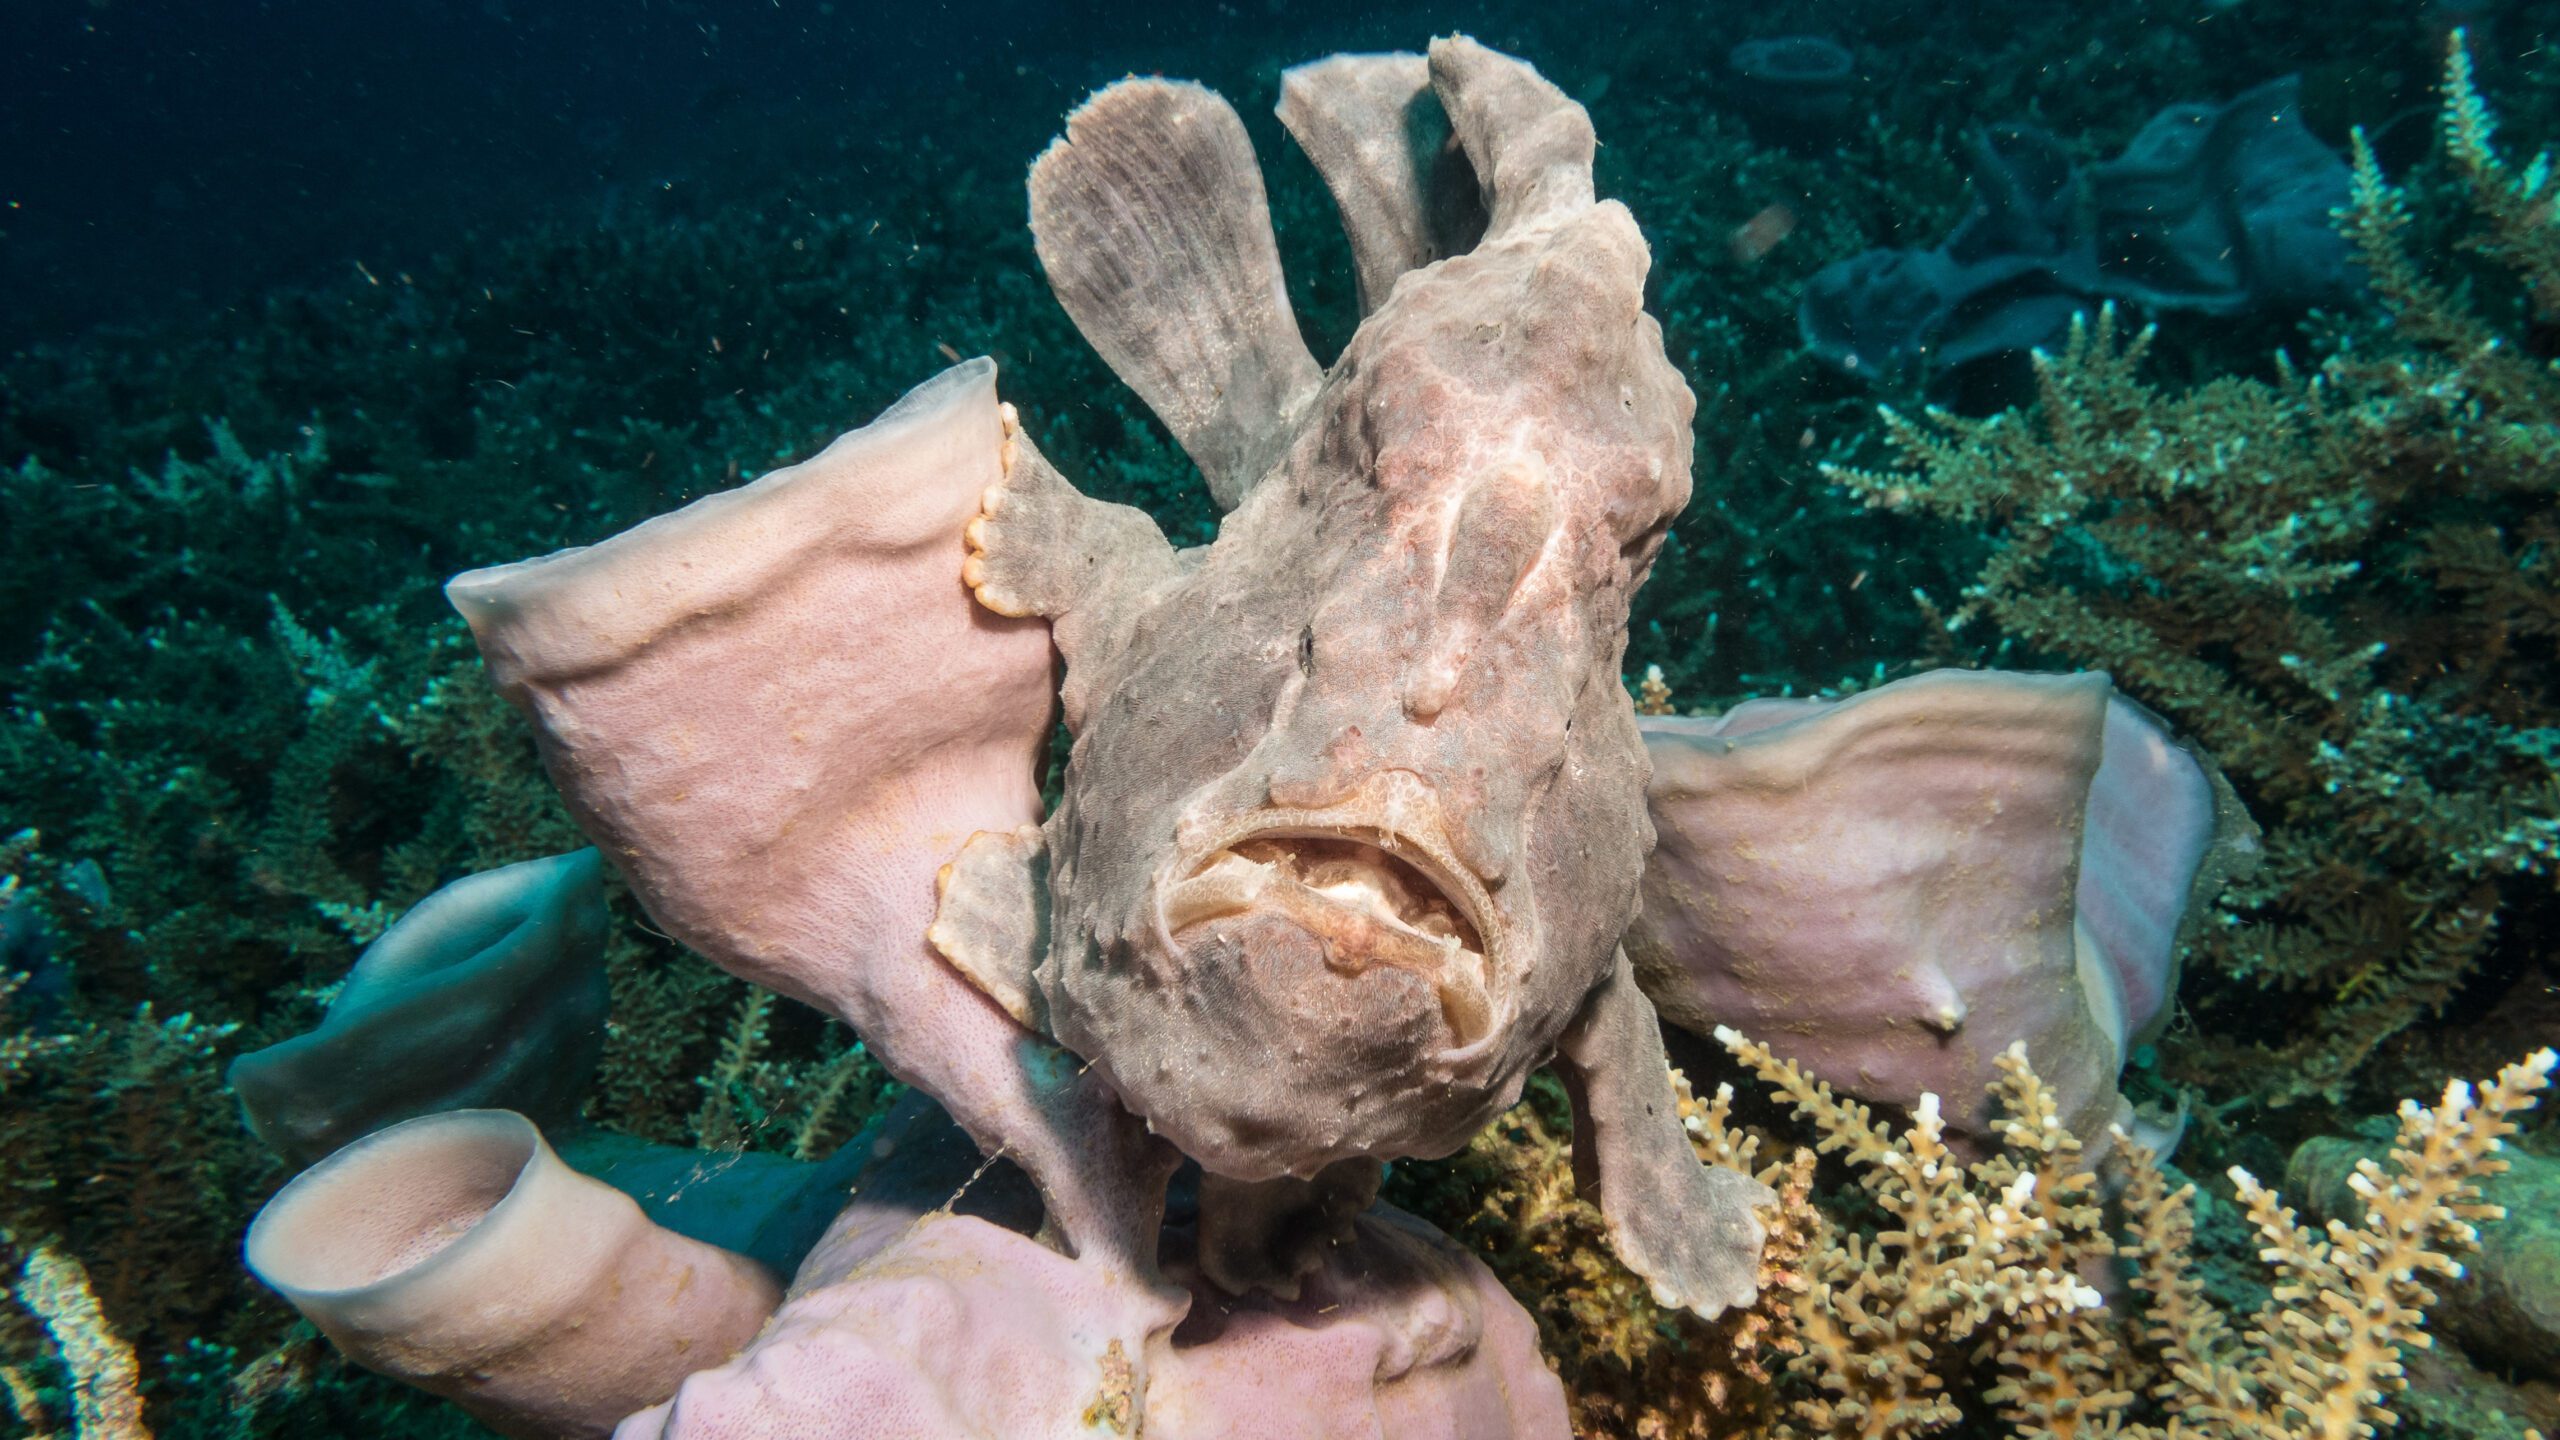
top-left (974, 36), bottom-right (1770, 1317)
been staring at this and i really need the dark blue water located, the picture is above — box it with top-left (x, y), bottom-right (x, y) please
top-left (1, 0), bottom-right (1627, 348)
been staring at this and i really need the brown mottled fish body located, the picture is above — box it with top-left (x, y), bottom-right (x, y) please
top-left (964, 35), bottom-right (1766, 1316)
top-left (1037, 180), bottom-right (1693, 1183)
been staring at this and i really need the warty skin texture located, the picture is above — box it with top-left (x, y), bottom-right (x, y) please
top-left (1037, 198), bottom-right (1693, 1182)
top-left (965, 36), bottom-right (1770, 1317)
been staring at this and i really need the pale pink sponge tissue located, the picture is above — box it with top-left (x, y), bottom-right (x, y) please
top-left (1628, 669), bottom-right (2252, 1156)
top-left (237, 32), bottom-right (2248, 1440)
top-left (622, 1204), bottom-right (1565, 1440)
top-left (244, 1110), bottom-right (781, 1439)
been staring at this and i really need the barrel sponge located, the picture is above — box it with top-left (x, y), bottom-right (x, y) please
top-left (229, 849), bottom-right (610, 1167)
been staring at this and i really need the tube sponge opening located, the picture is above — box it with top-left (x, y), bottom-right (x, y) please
top-left (247, 1109), bottom-right (781, 1440)
top-left (246, 1109), bottom-right (533, 1297)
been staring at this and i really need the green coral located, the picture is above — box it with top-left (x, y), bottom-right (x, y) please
top-left (1825, 33), bottom-right (2560, 1106)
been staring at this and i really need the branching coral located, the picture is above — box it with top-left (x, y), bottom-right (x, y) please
top-left (1713, 1029), bottom-right (2554, 1440)
top-left (685, 987), bottom-right (892, 1161)
top-left (1823, 33), bottom-right (2560, 1103)
top-left (0, 178), bottom-right (975, 1403)
top-left (1, 852), bottom-right (253, 1369)
top-left (9, 1242), bottom-right (150, 1440)
top-left (1717, 1031), bottom-right (2123, 1439)
top-left (1, 489), bottom-right (884, 1423)
top-left (1393, 1031), bottom-right (2552, 1439)
top-left (2436, 32), bottom-right (2560, 337)
top-left (1599, 91), bottom-right (1975, 703)
top-left (2126, 1048), bottom-right (2558, 1440)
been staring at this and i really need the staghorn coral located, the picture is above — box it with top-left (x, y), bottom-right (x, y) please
top-left (2122, 1047), bottom-right (2558, 1440)
top-left (1710, 1028), bottom-right (2554, 1440)
top-left (2286, 1137), bottom-right (2560, 1388)
top-left (644, 986), bottom-right (891, 1165)
top-left (1387, 1027), bottom-right (2553, 1439)
top-left (2430, 33), bottom-right (2560, 350)
top-left (1823, 33), bottom-right (2560, 1103)
top-left (1719, 1030), bottom-right (2123, 1440)
top-left (10, 1241), bottom-right (151, 1440)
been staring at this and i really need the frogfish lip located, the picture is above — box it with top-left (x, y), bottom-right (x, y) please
top-left (1156, 792), bottom-right (1503, 1056)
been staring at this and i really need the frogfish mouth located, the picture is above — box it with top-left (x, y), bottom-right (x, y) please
top-left (1162, 780), bottom-right (1500, 1054)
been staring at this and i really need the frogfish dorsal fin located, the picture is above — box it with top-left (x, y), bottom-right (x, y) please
top-left (1427, 35), bottom-right (1597, 241)
top-left (1030, 79), bottom-right (1320, 512)
top-left (1276, 52), bottom-right (1487, 315)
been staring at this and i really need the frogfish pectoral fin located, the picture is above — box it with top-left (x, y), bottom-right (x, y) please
top-left (1553, 947), bottom-right (1772, 1320)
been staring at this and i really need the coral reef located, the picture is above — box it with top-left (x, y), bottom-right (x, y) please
top-left (1824, 33), bottom-right (2560, 1105)
top-left (1390, 1031), bottom-right (2554, 1440)
top-left (1385, 1069), bottom-right (1818, 1440)
top-left (0, 200), bottom-right (920, 1436)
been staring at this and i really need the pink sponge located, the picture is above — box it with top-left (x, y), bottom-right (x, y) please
top-left (1147, 1206), bottom-right (1570, 1439)
top-left (620, 1211), bottom-right (1182, 1440)
top-left (621, 1202), bottom-right (1568, 1440)
top-left (245, 1110), bottom-right (780, 1439)
top-left (1631, 668), bottom-right (2251, 1155)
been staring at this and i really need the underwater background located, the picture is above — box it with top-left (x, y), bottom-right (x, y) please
top-left (2, 0), bottom-right (2556, 1435)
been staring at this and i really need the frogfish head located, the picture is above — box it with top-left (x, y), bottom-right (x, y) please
top-left (1040, 196), bottom-right (1695, 1183)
